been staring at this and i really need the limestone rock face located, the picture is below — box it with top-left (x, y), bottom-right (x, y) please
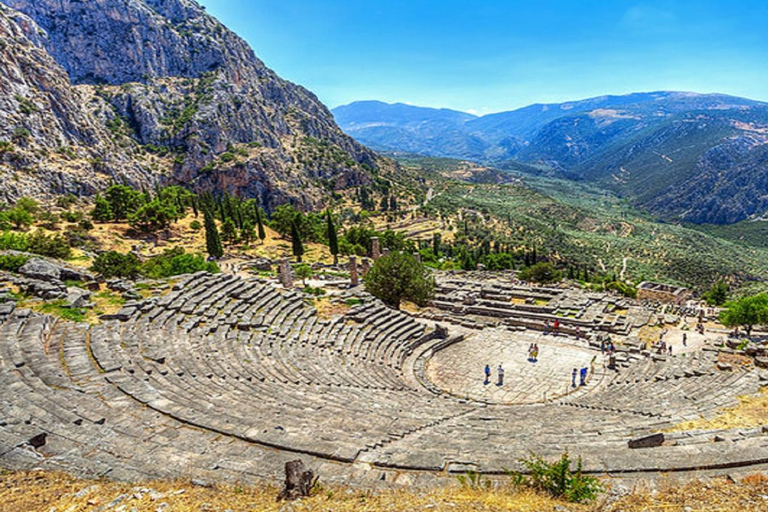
top-left (0, 4), bottom-right (154, 201)
top-left (0, 0), bottom-right (378, 210)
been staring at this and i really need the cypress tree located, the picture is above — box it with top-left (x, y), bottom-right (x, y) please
top-left (203, 209), bottom-right (223, 259)
top-left (255, 205), bottom-right (266, 244)
top-left (326, 210), bottom-right (339, 265)
top-left (291, 218), bottom-right (304, 263)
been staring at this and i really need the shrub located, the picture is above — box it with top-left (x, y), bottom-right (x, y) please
top-left (295, 263), bottom-right (313, 286)
top-left (61, 210), bottom-right (84, 223)
top-left (302, 286), bottom-right (326, 296)
top-left (519, 262), bottom-right (562, 284)
top-left (90, 194), bottom-right (113, 222)
top-left (190, 220), bottom-right (202, 231)
top-left (0, 141), bottom-right (14, 154)
top-left (128, 199), bottom-right (178, 232)
top-left (0, 231), bottom-right (30, 251)
top-left (28, 231), bottom-right (71, 259)
top-left (704, 280), bottom-right (729, 306)
top-left (4, 206), bottom-right (33, 230)
top-left (0, 254), bottom-right (30, 272)
top-left (141, 247), bottom-right (219, 279)
top-left (92, 251), bottom-right (141, 278)
top-left (508, 452), bottom-right (602, 503)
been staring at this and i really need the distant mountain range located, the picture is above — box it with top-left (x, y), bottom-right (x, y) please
top-left (333, 93), bottom-right (768, 224)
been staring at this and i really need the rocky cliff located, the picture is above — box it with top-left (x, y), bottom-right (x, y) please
top-left (0, 0), bottom-right (379, 210)
top-left (0, 4), bottom-right (154, 200)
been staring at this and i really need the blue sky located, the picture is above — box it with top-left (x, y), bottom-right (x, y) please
top-left (199, 0), bottom-right (768, 114)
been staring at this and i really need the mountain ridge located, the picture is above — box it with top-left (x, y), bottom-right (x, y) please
top-left (333, 92), bottom-right (768, 224)
top-left (0, 0), bottom-right (381, 211)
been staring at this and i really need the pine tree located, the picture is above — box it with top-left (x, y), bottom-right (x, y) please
top-left (90, 194), bottom-right (113, 222)
top-left (389, 195), bottom-right (397, 211)
top-left (221, 218), bottom-right (237, 245)
top-left (291, 218), bottom-right (304, 263)
top-left (203, 209), bottom-right (223, 259)
top-left (255, 206), bottom-right (266, 244)
top-left (432, 233), bottom-right (441, 257)
top-left (326, 210), bottom-right (339, 265)
top-left (241, 220), bottom-right (255, 245)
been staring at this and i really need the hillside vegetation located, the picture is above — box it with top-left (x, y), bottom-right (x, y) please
top-left (401, 155), bottom-right (768, 290)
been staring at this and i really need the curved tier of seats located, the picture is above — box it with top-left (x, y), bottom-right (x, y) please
top-left (1, 272), bottom-right (768, 484)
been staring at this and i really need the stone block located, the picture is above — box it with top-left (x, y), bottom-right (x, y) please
top-left (628, 433), bottom-right (665, 449)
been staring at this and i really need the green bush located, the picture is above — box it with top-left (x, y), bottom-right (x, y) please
top-left (519, 262), bottom-right (562, 284)
top-left (92, 251), bottom-right (141, 278)
top-left (5, 206), bottom-right (34, 230)
top-left (28, 231), bottom-right (71, 259)
top-left (141, 248), bottom-right (219, 279)
top-left (508, 452), bottom-right (602, 503)
top-left (128, 199), bottom-right (178, 232)
top-left (0, 231), bottom-right (31, 252)
top-left (0, 254), bottom-right (30, 272)
top-left (302, 286), bottom-right (326, 296)
top-left (704, 280), bottom-right (729, 306)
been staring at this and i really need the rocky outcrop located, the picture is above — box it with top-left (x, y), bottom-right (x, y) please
top-left (0, 4), bottom-right (155, 201)
top-left (0, 0), bottom-right (378, 211)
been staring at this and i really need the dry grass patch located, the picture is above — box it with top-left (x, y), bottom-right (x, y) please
top-left (668, 385), bottom-right (768, 432)
top-left (0, 471), bottom-right (585, 512)
top-left (638, 325), bottom-right (661, 345)
top-left (606, 474), bottom-right (768, 511)
top-left (314, 297), bottom-right (350, 320)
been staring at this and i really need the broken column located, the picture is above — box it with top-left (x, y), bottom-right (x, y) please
top-left (413, 252), bottom-right (422, 263)
top-left (360, 257), bottom-right (371, 277)
top-left (371, 237), bottom-right (381, 260)
top-left (349, 256), bottom-right (359, 287)
top-left (279, 258), bottom-right (293, 289)
top-left (382, 247), bottom-right (390, 257)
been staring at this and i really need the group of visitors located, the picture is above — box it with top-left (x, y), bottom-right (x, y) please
top-left (571, 367), bottom-right (588, 387)
top-left (484, 364), bottom-right (505, 386)
top-left (543, 319), bottom-right (561, 336)
top-left (527, 343), bottom-right (539, 362)
top-left (600, 339), bottom-right (615, 354)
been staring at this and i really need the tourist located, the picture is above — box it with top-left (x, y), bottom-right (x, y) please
top-left (553, 319), bottom-right (560, 335)
top-left (484, 364), bottom-right (491, 385)
top-left (497, 364), bottom-right (505, 386)
top-left (531, 344), bottom-right (539, 362)
top-left (576, 326), bottom-right (582, 340)
top-left (580, 367), bottom-right (588, 386)
top-left (682, 333), bottom-right (687, 347)
top-left (668, 345), bottom-right (673, 356)
top-left (544, 320), bottom-right (551, 335)
top-left (571, 368), bottom-right (578, 387)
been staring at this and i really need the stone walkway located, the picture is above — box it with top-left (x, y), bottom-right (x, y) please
top-left (425, 327), bottom-right (602, 404)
